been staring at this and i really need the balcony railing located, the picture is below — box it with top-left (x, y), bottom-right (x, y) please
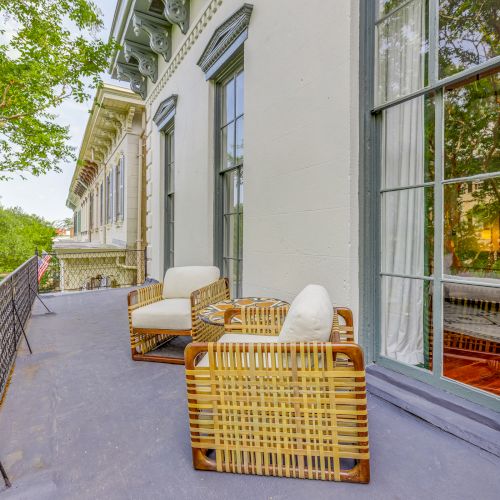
top-left (0, 257), bottom-right (37, 403)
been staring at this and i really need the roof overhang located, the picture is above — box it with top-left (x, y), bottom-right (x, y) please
top-left (108, 0), bottom-right (191, 99)
top-left (65, 84), bottom-right (145, 209)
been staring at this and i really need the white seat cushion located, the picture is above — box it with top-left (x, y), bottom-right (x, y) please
top-left (131, 298), bottom-right (192, 330)
top-left (162, 266), bottom-right (220, 299)
top-left (196, 333), bottom-right (279, 367)
top-left (278, 284), bottom-right (333, 342)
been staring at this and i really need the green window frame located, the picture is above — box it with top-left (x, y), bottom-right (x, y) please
top-left (361, 0), bottom-right (500, 410)
top-left (165, 124), bottom-right (175, 271)
top-left (214, 63), bottom-right (244, 298)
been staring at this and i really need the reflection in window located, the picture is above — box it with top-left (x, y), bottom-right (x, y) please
top-left (444, 178), bottom-right (500, 280)
top-left (443, 283), bottom-right (500, 396)
top-left (439, 1), bottom-right (500, 78)
top-left (445, 73), bottom-right (500, 179)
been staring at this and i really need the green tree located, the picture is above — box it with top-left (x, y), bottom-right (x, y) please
top-left (0, 205), bottom-right (56, 274)
top-left (0, 0), bottom-right (116, 179)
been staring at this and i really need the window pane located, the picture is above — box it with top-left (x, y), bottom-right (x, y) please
top-left (221, 122), bottom-right (235, 170)
top-left (439, 1), bottom-right (500, 79)
top-left (378, 0), bottom-right (410, 18)
top-left (236, 70), bottom-right (244, 117)
top-left (375, 0), bottom-right (427, 105)
top-left (443, 282), bottom-right (500, 395)
top-left (235, 117), bottom-right (244, 165)
top-left (223, 214), bottom-right (237, 259)
top-left (444, 73), bottom-right (500, 180)
top-left (381, 95), bottom-right (434, 189)
top-left (444, 178), bottom-right (500, 280)
top-left (238, 212), bottom-right (243, 259)
top-left (381, 187), bottom-right (434, 276)
top-left (222, 77), bottom-right (235, 125)
top-left (381, 276), bottom-right (433, 369)
top-left (223, 170), bottom-right (238, 214)
top-left (167, 161), bottom-right (175, 194)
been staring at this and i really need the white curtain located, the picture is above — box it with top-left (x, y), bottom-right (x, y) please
top-left (379, 0), bottom-right (427, 365)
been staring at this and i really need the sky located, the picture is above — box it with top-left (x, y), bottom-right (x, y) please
top-left (0, 0), bottom-right (125, 223)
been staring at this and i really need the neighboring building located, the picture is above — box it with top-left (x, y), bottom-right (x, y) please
top-left (108, 0), bottom-right (500, 410)
top-left (57, 84), bottom-right (147, 291)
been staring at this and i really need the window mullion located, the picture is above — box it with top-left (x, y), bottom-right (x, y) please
top-left (432, 88), bottom-right (444, 381)
top-left (428, 0), bottom-right (439, 85)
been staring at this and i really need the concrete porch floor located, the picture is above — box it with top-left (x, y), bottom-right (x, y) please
top-left (0, 289), bottom-right (499, 500)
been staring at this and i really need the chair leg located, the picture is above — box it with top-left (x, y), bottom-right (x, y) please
top-left (0, 460), bottom-right (11, 488)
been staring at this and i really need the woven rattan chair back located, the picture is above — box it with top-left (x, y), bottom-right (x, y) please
top-left (185, 341), bottom-right (370, 483)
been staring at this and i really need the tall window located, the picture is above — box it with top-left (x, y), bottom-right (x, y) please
top-left (106, 172), bottom-right (113, 223)
top-left (89, 192), bottom-right (94, 231)
top-left (216, 68), bottom-right (244, 297)
top-left (372, 1), bottom-right (499, 402)
top-left (165, 126), bottom-right (175, 270)
top-left (115, 156), bottom-right (125, 221)
top-left (99, 182), bottom-right (104, 226)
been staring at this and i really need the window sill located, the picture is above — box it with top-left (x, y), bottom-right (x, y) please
top-left (366, 364), bottom-right (500, 457)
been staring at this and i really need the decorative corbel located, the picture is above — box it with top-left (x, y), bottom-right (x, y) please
top-left (133, 11), bottom-right (172, 61)
top-left (117, 63), bottom-right (147, 100)
top-left (162, 0), bottom-right (189, 34)
top-left (124, 41), bottom-right (158, 83)
top-left (104, 110), bottom-right (127, 136)
top-left (126, 106), bottom-right (136, 132)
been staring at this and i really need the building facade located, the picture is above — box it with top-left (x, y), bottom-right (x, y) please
top-left (59, 84), bottom-right (147, 291)
top-left (109, 0), bottom-right (500, 411)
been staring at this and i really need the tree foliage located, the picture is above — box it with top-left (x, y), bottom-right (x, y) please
top-left (0, 0), bottom-right (116, 179)
top-left (0, 205), bottom-right (56, 274)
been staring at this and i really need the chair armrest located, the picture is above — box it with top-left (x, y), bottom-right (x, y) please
top-left (190, 278), bottom-right (230, 314)
top-left (186, 341), bottom-right (365, 371)
top-left (335, 307), bottom-right (353, 327)
top-left (127, 282), bottom-right (163, 311)
top-left (331, 306), bottom-right (355, 342)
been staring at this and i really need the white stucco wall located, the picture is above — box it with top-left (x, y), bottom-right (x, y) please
top-left (144, 0), bottom-right (359, 316)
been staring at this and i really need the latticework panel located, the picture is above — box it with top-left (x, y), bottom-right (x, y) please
top-left (39, 250), bottom-right (146, 293)
top-left (186, 342), bottom-right (369, 483)
top-left (0, 257), bottom-right (38, 401)
top-left (190, 278), bottom-right (230, 342)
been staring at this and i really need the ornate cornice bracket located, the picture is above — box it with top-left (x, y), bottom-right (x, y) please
top-left (133, 11), bottom-right (172, 61)
top-left (153, 94), bottom-right (177, 130)
top-left (124, 41), bottom-right (158, 83)
top-left (162, 0), bottom-right (190, 34)
top-left (197, 4), bottom-right (253, 77)
top-left (117, 63), bottom-right (147, 100)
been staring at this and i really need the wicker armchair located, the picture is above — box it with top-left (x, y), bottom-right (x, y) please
top-left (185, 340), bottom-right (369, 482)
top-left (127, 270), bottom-right (229, 364)
top-left (185, 303), bottom-right (369, 483)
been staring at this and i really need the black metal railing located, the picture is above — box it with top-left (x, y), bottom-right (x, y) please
top-left (0, 256), bottom-right (37, 403)
top-left (39, 248), bottom-right (147, 293)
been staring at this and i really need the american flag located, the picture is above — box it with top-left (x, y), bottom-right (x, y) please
top-left (37, 252), bottom-right (52, 282)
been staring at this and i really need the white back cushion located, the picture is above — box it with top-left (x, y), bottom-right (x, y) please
top-left (163, 266), bottom-right (220, 299)
top-left (278, 285), bottom-right (333, 342)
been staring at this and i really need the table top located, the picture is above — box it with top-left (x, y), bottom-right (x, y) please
top-left (198, 297), bottom-right (289, 326)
